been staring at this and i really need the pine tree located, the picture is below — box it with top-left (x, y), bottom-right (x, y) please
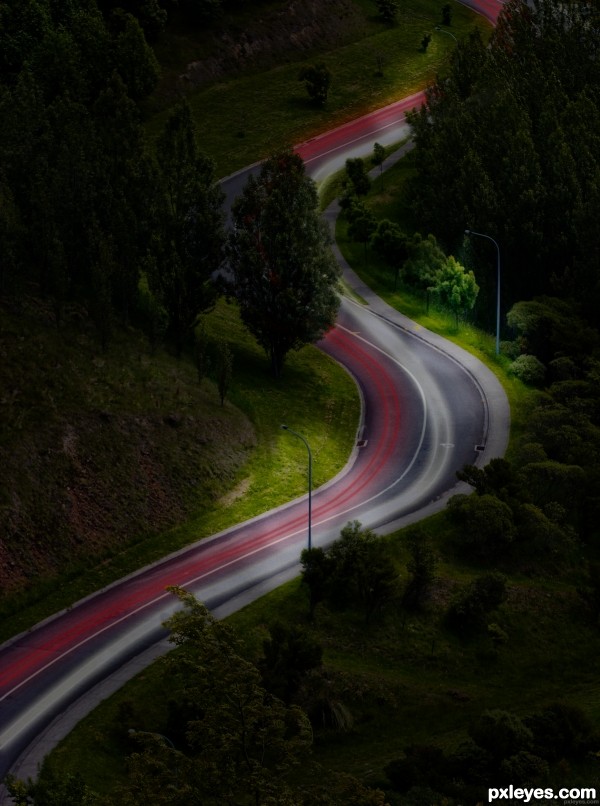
top-left (229, 150), bottom-right (340, 378)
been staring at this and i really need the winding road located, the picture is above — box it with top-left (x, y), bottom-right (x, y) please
top-left (0, 0), bottom-right (507, 796)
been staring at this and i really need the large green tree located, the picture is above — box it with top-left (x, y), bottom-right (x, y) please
top-left (156, 588), bottom-right (312, 805)
top-left (229, 149), bottom-right (340, 378)
top-left (327, 520), bottom-right (400, 623)
top-left (429, 255), bottom-right (479, 327)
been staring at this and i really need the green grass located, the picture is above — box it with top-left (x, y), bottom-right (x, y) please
top-left (335, 148), bottom-right (540, 456)
top-left (144, 0), bottom-right (491, 177)
top-left (0, 298), bottom-right (359, 643)
top-left (16, 1), bottom-right (532, 795)
top-left (42, 531), bottom-right (600, 795)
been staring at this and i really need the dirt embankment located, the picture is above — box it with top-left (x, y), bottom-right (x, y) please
top-left (0, 299), bottom-right (256, 596)
top-left (179, 0), bottom-right (366, 88)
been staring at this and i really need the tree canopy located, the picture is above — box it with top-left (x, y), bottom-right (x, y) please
top-left (228, 150), bottom-right (340, 377)
top-left (408, 0), bottom-right (600, 325)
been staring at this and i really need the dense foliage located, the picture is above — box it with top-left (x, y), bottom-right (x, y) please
top-left (408, 0), bottom-right (600, 330)
top-left (0, 0), bottom-right (225, 355)
top-left (228, 150), bottom-right (340, 378)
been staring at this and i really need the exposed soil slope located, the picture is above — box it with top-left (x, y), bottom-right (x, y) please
top-left (176, 0), bottom-right (366, 89)
top-left (0, 297), bottom-right (256, 595)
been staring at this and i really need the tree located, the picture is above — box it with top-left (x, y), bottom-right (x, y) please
top-left (298, 63), bottom-right (331, 106)
top-left (403, 527), bottom-right (436, 610)
top-left (348, 205), bottom-right (377, 267)
top-left (441, 3), bottom-right (452, 25)
top-left (193, 316), bottom-right (210, 383)
top-left (157, 588), bottom-right (313, 805)
top-left (447, 493), bottom-right (517, 559)
top-left (0, 0), bottom-right (52, 83)
top-left (527, 702), bottom-right (595, 762)
top-left (518, 460), bottom-right (586, 512)
top-left (509, 354), bottom-right (546, 386)
top-left (500, 751), bottom-right (549, 786)
top-left (328, 520), bottom-right (400, 623)
top-left (375, 0), bottom-right (399, 26)
top-left (345, 157), bottom-right (371, 196)
top-left (371, 141), bottom-right (386, 188)
top-left (370, 219), bottom-right (409, 288)
top-left (429, 255), bottom-right (479, 327)
top-left (469, 710), bottom-right (533, 762)
top-left (506, 297), bottom-right (599, 364)
top-left (229, 149), bottom-right (340, 378)
top-left (446, 572), bottom-right (507, 633)
top-left (403, 233), bottom-right (446, 309)
top-left (92, 71), bottom-right (153, 323)
top-left (111, 11), bottom-right (160, 101)
top-left (301, 546), bottom-right (334, 620)
top-left (154, 103), bottom-right (225, 355)
top-left (259, 621), bottom-right (322, 704)
top-left (408, 0), bottom-right (600, 322)
top-left (215, 339), bottom-right (232, 406)
top-left (457, 457), bottom-right (518, 503)
top-left (97, 0), bottom-right (167, 41)
top-left (5, 771), bottom-right (99, 805)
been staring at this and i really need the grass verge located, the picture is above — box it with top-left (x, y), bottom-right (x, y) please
top-left (145, 0), bottom-right (491, 177)
top-left (0, 298), bottom-right (359, 643)
top-left (42, 522), bottom-right (600, 795)
top-left (335, 148), bottom-right (540, 457)
top-left (38, 84), bottom-right (600, 806)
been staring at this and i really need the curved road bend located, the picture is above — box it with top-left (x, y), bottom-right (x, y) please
top-left (0, 0), bottom-right (507, 793)
top-left (0, 294), bottom-right (507, 791)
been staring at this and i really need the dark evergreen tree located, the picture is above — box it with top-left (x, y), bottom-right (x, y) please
top-left (229, 150), bottom-right (339, 378)
top-left (154, 103), bottom-right (225, 355)
top-left (298, 63), bottom-right (331, 106)
top-left (301, 546), bottom-right (334, 620)
top-left (375, 0), bottom-right (399, 25)
top-left (345, 157), bottom-right (371, 196)
top-left (408, 0), bottom-right (600, 322)
top-left (259, 622), bottom-right (322, 704)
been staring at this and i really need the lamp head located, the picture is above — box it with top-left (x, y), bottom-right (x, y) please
top-left (464, 229), bottom-right (471, 235)
top-left (280, 424), bottom-right (288, 431)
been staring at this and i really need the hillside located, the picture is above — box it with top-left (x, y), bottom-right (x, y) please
top-left (0, 296), bottom-right (255, 597)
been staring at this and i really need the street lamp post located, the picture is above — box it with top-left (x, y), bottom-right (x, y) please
top-left (464, 229), bottom-right (501, 355)
top-left (281, 424), bottom-right (312, 551)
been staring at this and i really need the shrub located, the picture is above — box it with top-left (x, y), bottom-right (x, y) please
top-left (446, 573), bottom-right (507, 633)
top-left (447, 493), bottom-right (516, 559)
top-left (509, 354), bottom-right (546, 386)
top-left (469, 709), bottom-right (533, 762)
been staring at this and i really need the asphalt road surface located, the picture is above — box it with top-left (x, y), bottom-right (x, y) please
top-left (0, 0), bottom-right (508, 793)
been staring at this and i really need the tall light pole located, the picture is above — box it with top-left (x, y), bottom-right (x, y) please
top-left (465, 229), bottom-right (501, 355)
top-left (281, 424), bottom-right (312, 551)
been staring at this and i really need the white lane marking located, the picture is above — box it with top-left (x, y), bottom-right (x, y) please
top-left (302, 117), bottom-right (413, 164)
top-left (0, 311), bottom-right (443, 747)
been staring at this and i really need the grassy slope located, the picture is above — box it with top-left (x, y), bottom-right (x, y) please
top-left (0, 298), bottom-right (359, 643)
top-left (145, 0), bottom-right (491, 176)
top-left (42, 0), bottom-right (581, 796)
top-left (44, 523), bottom-right (600, 794)
top-left (44, 99), bottom-right (600, 802)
